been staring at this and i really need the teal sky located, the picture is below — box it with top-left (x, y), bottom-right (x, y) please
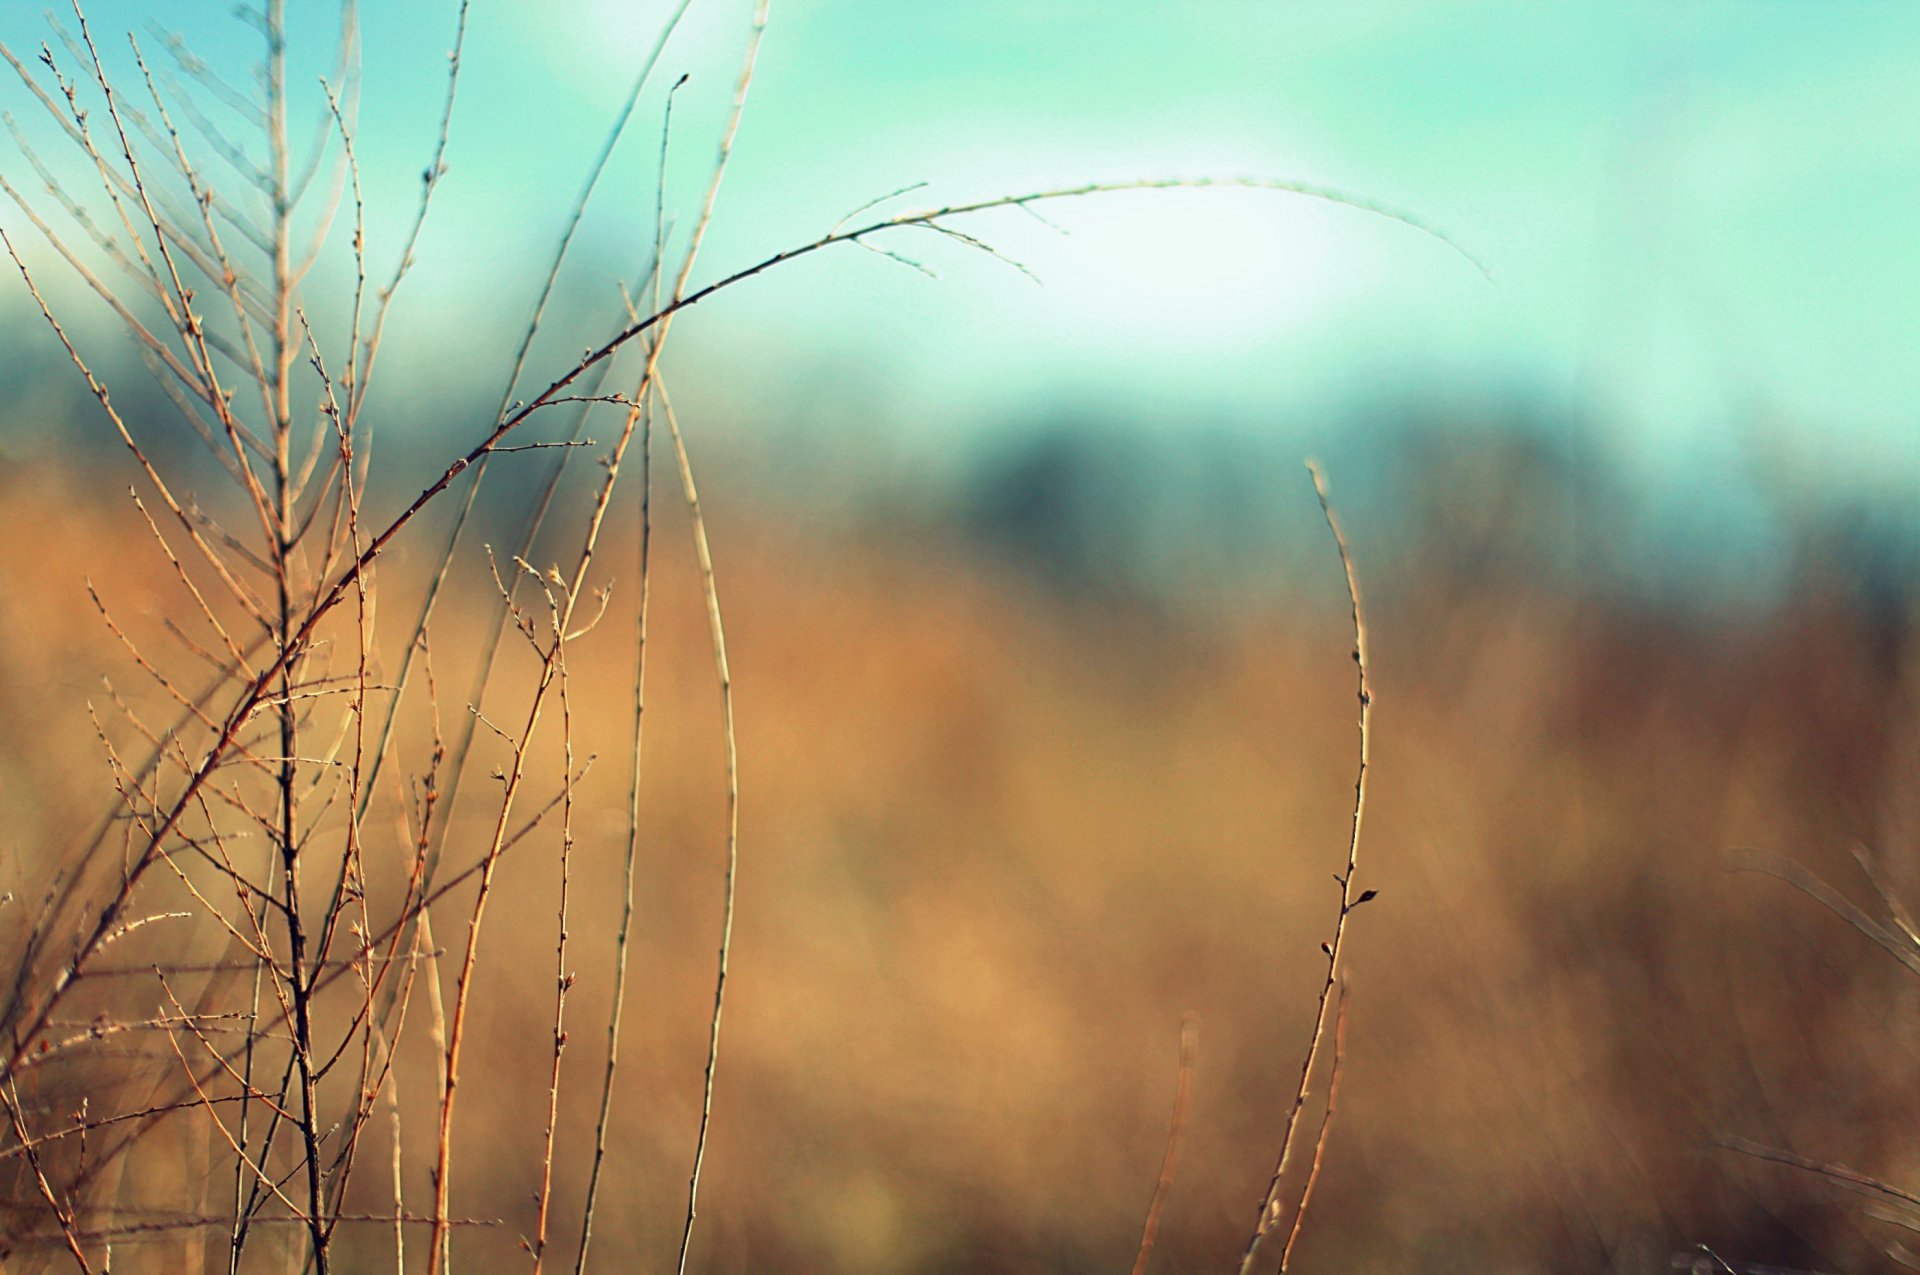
top-left (7, 2), bottom-right (1920, 505)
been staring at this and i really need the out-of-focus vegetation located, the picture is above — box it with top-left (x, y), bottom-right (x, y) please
top-left (5, 420), bottom-right (1920, 1269)
top-left (5, 2), bottom-right (1918, 1271)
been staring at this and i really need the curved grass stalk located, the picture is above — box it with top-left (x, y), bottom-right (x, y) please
top-left (1236, 462), bottom-right (1375, 1275)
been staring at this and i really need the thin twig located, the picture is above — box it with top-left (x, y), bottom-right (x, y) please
top-left (1129, 1013), bottom-right (1198, 1275)
top-left (1278, 984), bottom-right (1350, 1271)
top-left (575, 63), bottom-right (682, 1275)
top-left (3, 1077), bottom-right (94, 1273)
top-left (1237, 461), bottom-right (1375, 1275)
top-left (658, 384), bottom-right (743, 1275)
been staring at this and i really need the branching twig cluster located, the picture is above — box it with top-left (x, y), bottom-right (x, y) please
top-left (0, 1), bottom-right (1454, 1269)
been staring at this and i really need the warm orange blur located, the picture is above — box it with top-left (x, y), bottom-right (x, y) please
top-left (1, 450), bottom-right (1915, 1273)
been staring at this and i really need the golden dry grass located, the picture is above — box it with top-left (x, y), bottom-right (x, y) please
top-left (5, 458), bottom-right (1918, 1271)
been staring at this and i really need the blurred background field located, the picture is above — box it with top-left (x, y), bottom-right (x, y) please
top-left (5, 434), bottom-right (1920, 1271)
top-left (5, 2), bottom-right (1920, 1272)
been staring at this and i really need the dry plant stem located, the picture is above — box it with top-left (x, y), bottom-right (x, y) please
top-left (348, 0), bottom-right (466, 421)
top-left (13, 8), bottom-right (339, 1263)
top-left (658, 376), bottom-right (741, 1275)
top-left (381, 357), bottom-right (618, 926)
top-left (422, 560), bottom-right (574, 1271)
top-left (1130, 1013), bottom-right (1199, 1275)
top-left (24, 1213), bottom-right (498, 1243)
top-left (1842, 843), bottom-right (1920, 980)
top-left (287, 1), bottom-right (361, 222)
top-left (421, 5), bottom-right (757, 1253)
top-left (1277, 984), bottom-right (1349, 1271)
top-left (577, 74), bottom-right (680, 1275)
top-left (488, 176), bottom-right (1483, 476)
top-left (309, 315), bottom-right (385, 1246)
top-left (302, 185), bottom-right (369, 981)
top-left (0, 191), bottom-right (271, 637)
top-left (150, 23), bottom-right (261, 121)
top-left (417, 912), bottom-right (451, 1258)
top-left (126, 40), bottom-right (280, 482)
top-left (401, 123), bottom-right (673, 889)
top-left (530, 630), bottom-right (578, 1274)
top-left (1720, 1137), bottom-right (1920, 1215)
top-left (573, 402), bottom-right (650, 1275)
top-left (354, 0), bottom-right (687, 833)
top-left (4, 1079), bottom-right (93, 1273)
top-left (232, 862), bottom-right (275, 1272)
top-left (0, 1095), bottom-right (264, 1163)
top-left (0, 242), bottom-right (283, 1066)
top-left (379, 1020), bottom-right (406, 1275)
top-left (494, 0), bottom-right (692, 415)
top-left (422, 19), bottom-right (755, 1244)
top-left (260, 6), bottom-right (331, 1264)
top-left (1730, 851), bottom-right (1920, 978)
top-left (1237, 461), bottom-right (1373, 1275)
top-left (65, 5), bottom-right (281, 551)
top-left (0, 20), bottom-right (1465, 1271)
top-left (0, 166), bottom-right (231, 432)
top-left (160, 1019), bottom-right (311, 1224)
top-left (0, 171), bottom-right (1454, 1099)
top-left (646, 17), bottom-right (766, 1273)
top-left (1, 35), bottom-right (239, 295)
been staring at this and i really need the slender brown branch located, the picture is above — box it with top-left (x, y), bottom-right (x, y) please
top-left (1720, 1136), bottom-right (1920, 1215)
top-left (1130, 1013), bottom-right (1198, 1275)
top-left (530, 602), bottom-right (579, 1275)
top-left (3, 1078), bottom-right (94, 1273)
top-left (660, 373), bottom-right (743, 1275)
top-left (1278, 985), bottom-right (1350, 1271)
top-left (575, 64), bottom-right (684, 1275)
top-left (1237, 461), bottom-right (1375, 1275)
